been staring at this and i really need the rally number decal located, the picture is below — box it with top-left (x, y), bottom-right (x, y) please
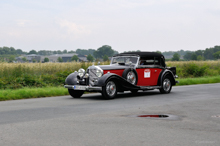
top-left (144, 69), bottom-right (151, 78)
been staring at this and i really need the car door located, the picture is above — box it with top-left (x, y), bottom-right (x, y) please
top-left (136, 58), bottom-right (162, 86)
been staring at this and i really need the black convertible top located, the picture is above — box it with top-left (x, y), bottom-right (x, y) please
top-left (113, 52), bottom-right (164, 58)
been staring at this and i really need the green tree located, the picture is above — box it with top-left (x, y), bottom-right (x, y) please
top-left (38, 50), bottom-right (53, 55)
top-left (63, 49), bottom-right (67, 53)
top-left (44, 57), bottom-right (49, 62)
top-left (68, 50), bottom-right (76, 53)
top-left (57, 57), bottom-right (63, 62)
top-left (113, 50), bottom-right (119, 55)
top-left (87, 54), bottom-right (94, 62)
top-left (0, 46), bottom-right (16, 55)
top-left (172, 53), bottom-right (180, 61)
top-left (71, 55), bottom-right (79, 61)
top-left (22, 57), bottom-right (27, 62)
top-left (28, 50), bottom-right (37, 54)
top-left (203, 46), bottom-right (220, 60)
top-left (184, 52), bottom-right (192, 60)
top-left (197, 55), bottom-right (203, 61)
top-left (213, 51), bottom-right (220, 59)
top-left (8, 56), bottom-right (15, 63)
top-left (191, 53), bottom-right (197, 60)
top-left (16, 49), bottom-right (23, 55)
top-left (156, 51), bottom-right (162, 54)
top-left (93, 45), bottom-right (114, 58)
top-left (195, 50), bottom-right (203, 56)
top-left (76, 49), bottom-right (96, 56)
top-left (103, 55), bottom-right (109, 61)
top-left (57, 50), bottom-right (62, 54)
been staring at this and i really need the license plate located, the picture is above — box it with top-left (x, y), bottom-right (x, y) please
top-left (74, 85), bottom-right (86, 90)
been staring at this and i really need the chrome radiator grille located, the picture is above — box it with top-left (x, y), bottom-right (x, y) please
top-left (89, 69), bottom-right (98, 86)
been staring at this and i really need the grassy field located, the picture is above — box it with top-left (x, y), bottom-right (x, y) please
top-left (0, 61), bottom-right (107, 89)
top-left (0, 60), bottom-right (220, 89)
top-left (166, 61), bottom-right (220, 78)
top-left (0, 61), bottom-right (220, 101)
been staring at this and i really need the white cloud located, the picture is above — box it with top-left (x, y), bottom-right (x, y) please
top-left (16, 19), bottom-right (30, 27)
top-left (58, 19), bottom-right (91, 39)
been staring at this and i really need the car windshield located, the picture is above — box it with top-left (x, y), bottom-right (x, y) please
top-left (111, 56), bottom-right (138, 65)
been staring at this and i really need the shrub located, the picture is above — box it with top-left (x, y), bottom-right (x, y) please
top-left (182, 63), bottom-right (207, 77)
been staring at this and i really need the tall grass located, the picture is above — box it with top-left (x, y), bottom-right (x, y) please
top-left (166, 61), bottom-right (220, 78)
top-left (0, 62), bottom-right (84, 77)
top-left (0, 62), bottom-right (109, 89)
top-left (0, 61), bottom-right (219, 89)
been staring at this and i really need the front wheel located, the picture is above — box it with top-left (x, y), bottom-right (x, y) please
top-left (68, 89), bottom-right (84, 98)
top-left (160, 76), bottom-right (172, 94)
top-left (102, 80), bottom-right (117, 99)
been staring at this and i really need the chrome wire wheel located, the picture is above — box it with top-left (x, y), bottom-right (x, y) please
top-left (163, 78), bottom-right (171, 92)
top-left (106, 81), bottom-right (116, 97)
top-left (127, 71), bottom-right (136, 85)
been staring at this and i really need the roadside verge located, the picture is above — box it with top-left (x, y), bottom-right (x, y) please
top-left (1, 75), bottom-right (220, 101)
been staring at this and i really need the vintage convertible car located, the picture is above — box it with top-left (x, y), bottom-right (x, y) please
top-left (64, 52), bottom-right (178, 99)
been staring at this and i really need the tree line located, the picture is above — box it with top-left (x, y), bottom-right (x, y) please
top-left (1, 45), bottom-right (220, 62)
top-left (183, 46), bottom-right (220, 60)
top-left (0, 45), bottom-right (119, 62)
top-left (69, 45), bottom-right (119, 62)
top-left (157, 46), bottom-right (220, 61)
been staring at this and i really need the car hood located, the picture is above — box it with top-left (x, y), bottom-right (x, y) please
top-left (97, 65), bottom-right (130, 70)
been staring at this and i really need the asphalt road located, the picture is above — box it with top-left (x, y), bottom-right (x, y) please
top-left (0, 84), bottom-right (220, 146)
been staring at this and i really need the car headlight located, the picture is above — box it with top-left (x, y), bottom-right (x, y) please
top-left (96, 69), bottom-right (103, 77)
top-left (78, 68), bottom-right (85, 78)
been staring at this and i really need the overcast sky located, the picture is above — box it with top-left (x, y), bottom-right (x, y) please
top-left (0, 0), bottom-right (220, 53)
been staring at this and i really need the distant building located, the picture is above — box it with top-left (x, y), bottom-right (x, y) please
top-left (40, 53), bottom-right (78, 62)
top-left (26, 54), bottom-right (41, 62)
top-left (78, 54), bottom-right (88, 62)
top-left (15, 53), bottom-right (89, 63)
top-left (16, 56), bottom-right (25, 63)
top-left (61, 53), bottom-right (78, 62)
top-left (16, 54), bottom-right (41, 63)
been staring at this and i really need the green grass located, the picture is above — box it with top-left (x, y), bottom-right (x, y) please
top-left (177, 75), bottom-right (220, 86)
top-left (1, 75), bottom-right (220, 101)
top-left (0, 86), bottom-right (68, 101)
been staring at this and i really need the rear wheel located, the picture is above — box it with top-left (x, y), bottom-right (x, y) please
top-left (160, 76), bottom-right (172, 93)
top-left (102, 80), bottom-right (117, 99)
top-left (68, 89), bottom-right (84, 98)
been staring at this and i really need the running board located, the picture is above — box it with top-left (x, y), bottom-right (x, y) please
top-left (139, 86), bottom-right (161, 90)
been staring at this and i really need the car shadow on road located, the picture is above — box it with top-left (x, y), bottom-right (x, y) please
top-left (68, 90), bottom-right (163, 100)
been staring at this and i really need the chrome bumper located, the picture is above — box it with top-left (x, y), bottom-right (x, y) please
top-left (64, 85), bottom-right (102, 91)
top-left (174, 75), bottom-right (179, 84)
